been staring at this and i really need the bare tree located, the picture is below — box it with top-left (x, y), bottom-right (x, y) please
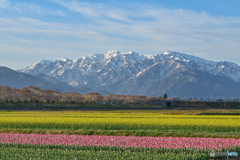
top-left (0, 85), bottom-right (164, 105)
top-left (20, 87), bottom-right (32, 103)
top-left (92, 95), bottom-right (103, 104)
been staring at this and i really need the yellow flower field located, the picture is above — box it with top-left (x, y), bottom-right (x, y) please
top-left (0, 112), bottom-right (239, 133)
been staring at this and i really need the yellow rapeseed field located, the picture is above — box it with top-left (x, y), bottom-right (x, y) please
top-left (0, 112), bottom-right (239, 133)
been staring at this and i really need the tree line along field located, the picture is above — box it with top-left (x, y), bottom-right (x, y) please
top-left (1, 110), bottom-right (240, 159)
top-left (2, 86), bottom-right (240, 111)
top-left (0, 86), bottom-right (169, 104)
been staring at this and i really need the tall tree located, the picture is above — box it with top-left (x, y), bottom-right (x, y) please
top-left (163, 93), bottom-right (168, 99)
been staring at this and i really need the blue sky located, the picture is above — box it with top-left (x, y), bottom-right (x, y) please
top-left (1, 0), bottom-right (240, 69)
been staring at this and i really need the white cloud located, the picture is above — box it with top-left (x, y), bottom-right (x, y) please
top-left (1, 1), bottom-right (240, 68)
top-left (0, 0), bottom-right (9, 9)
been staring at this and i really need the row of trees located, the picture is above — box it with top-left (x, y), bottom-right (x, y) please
top-left (0, 86), bottom-right (168, 104)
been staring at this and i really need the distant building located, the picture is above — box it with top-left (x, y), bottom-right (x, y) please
top-left (153, 99), bottom-right (180, 107)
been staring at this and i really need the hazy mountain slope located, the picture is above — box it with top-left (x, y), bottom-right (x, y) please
top-left (120, 69), bottom-right (240, 98)
top-left (0, 66), bottom-right (82, 92)
top-left (31, 73), bottom-right (85, 92)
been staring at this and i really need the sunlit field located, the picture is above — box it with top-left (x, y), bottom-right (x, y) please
top-left (0, 111), bottom-right (240, 133)
top-left (0, 111), bottom-right (240, 159)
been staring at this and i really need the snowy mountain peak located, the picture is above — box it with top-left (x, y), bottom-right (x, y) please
top-left (30, 60), bottom-right (51, 68)
top-left (162, 51), bottom-right (172, 55)
top-left (104, 50), bottom-right (121, 59)
top-left (40, 60), bottom-right (51, 64)
top-left (216, 61), bottom-right (238, 68)
top-left (58, 57), bottom-right (70, 62)
top-left (159, 51), bottom-right (217, 66)
top-left (124, 51), bottom-right (139, 55)
top-left (18, 50), bottom-right (240, 88)
top-left (122, 51), bottom-right (147, 62)
top-left (160, 51), bottom-right (191, 59)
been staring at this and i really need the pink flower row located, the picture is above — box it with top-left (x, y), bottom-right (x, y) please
top-left (0, 133), bottom-right (240, 150)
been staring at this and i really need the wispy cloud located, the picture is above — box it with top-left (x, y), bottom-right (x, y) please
top-left (53, 1), bottom-right (240, 55)
top-left (50, 0), bottom-right (132, 22)
top-left (12, 3), bottom-right (65, 16)
top-left (0, 0), bottom-right (65, 16)
top-left (0, 0), bottom-right (9, 9)
top-left (1, 0), bottom-right (240, 69)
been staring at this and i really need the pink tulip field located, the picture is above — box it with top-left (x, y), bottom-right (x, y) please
top-left (1, 133), bottom-right (240, 159)
top-left (0, 133), bottom-right (240, 150)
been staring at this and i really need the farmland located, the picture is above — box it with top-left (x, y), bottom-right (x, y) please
top-left (0, 133), bottom-right (240, 159)
top-left (0, 111), bottom-right (240, 134)
top-left (0, 110), bottom-right (240, 159)
top-left (0, 143), bottom-right (212, 160)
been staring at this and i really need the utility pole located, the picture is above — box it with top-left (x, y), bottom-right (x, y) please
top-left (224, 99), bottom-right (225, 109)
top-left (186, 97), bottom-right (188, 108)
top-left (227, 150), bottom-right (229, 160)
top-left (202, 94), bottom-right (205, 101)
top-left (211, 93), bottom-right (212, 101)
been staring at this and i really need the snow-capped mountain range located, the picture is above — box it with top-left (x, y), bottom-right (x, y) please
top-left (18, 50), bottom-right (240, 97)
